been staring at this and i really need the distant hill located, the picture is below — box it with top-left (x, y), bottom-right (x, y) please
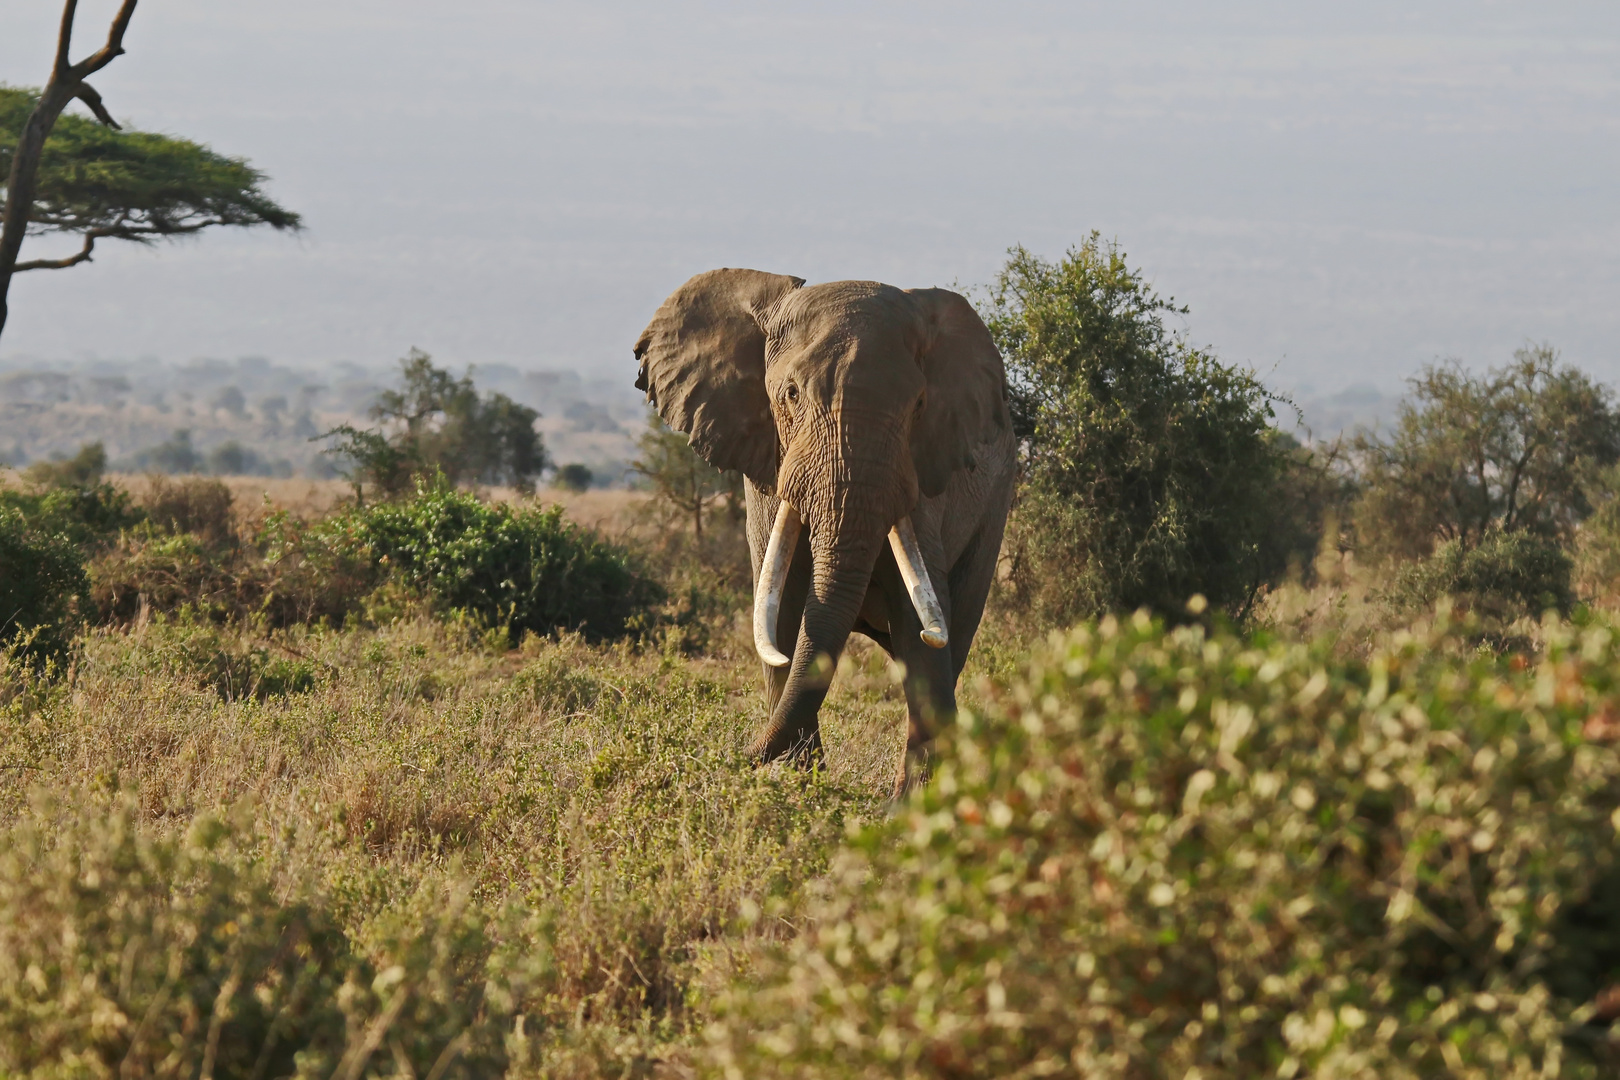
top-left (0, 356), bottom-right (647, 484)
top-left (1282, 383), bottom-right (1401, 442)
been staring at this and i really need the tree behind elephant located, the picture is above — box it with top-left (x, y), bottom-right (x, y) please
top-left (983, 235), bottom-right (1302, 625)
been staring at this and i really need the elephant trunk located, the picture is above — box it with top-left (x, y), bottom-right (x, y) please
top-left (748, 502), bottom-right (887, 763)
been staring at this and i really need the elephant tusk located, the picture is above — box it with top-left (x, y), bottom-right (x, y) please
top-left (888, 516), bottom-right (949, 650)
top-left (753, 500), bottom-right (802, 668)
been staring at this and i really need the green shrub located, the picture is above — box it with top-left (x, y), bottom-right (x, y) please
top-left (0, 508), bottom-right (88, 664)
top-left (0, 797), bottom-right (351, 1079)
top-left (322, 484), bottom-right (663, 643)
top-left (0, 481), bottom-right (144, 552)
top-left (1386, 531), bottom-right (1574, 623)
top-left (108, 614), bottom-right (325, 700)
top-left (512, 652), bottom-right (609, 715)
top-left (982, 236), bottom-right (1294, 625)
top-left (90, 529), bottom-right (247, 624)
top-left (710, 612), bottom-right (1620, 1079)
top-left (254, 507), bottom-right (377, 628)
top-left (21, 440), bottom-right (109, 489)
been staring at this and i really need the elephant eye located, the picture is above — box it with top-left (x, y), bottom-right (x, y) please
top-left (785, 383), bottom-right (799, 405)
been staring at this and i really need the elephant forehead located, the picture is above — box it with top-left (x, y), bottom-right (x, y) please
top-left (766, 282), bottom-right (926, 387)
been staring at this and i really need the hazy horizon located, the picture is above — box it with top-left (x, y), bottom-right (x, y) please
top-left (3, 1), bottom-right (1617, 399)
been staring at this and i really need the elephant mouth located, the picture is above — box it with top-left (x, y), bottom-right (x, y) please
top-left (751, 500), bottom-right (948, 669)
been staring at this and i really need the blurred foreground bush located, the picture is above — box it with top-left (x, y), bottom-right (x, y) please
top-left (0, 796), bottom-right (525, 1079)
top-left (711, 611), bottom-right (1620, 1079)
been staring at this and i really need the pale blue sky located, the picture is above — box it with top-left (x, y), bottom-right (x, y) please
top-left (2, 1), bottom-right (1617, 397)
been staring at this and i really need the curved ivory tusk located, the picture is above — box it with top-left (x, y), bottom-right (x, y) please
top-left (753, 500), bottom-right (802, 668)
top-left (888, 516), bottom-right (949, 650)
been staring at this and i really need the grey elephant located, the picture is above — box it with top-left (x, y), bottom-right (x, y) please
top-left (634, 269), bottom-right (1016, 795)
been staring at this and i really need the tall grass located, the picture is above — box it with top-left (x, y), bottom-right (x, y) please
top-left (0, 610), bottom-right (910, 1076)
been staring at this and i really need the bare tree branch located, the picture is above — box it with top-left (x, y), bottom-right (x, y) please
top-left (15, 218), bottom-right (231, 270)
top-left (73, 83), bottom-right (119, 129)
top-left (69, 0), bottom-right (139, 81)
top-left (14, 229), bottom-right (102, 271)
top-left (54, 0), bottom-right (80, 77)
top-left (0, 0), bottom-right (140, 340)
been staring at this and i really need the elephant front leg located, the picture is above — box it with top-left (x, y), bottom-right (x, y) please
top-left (876, 548), bottom-right (956, 800)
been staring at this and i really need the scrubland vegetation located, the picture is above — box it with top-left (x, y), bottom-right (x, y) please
top-left (8, 241), bottom-right (1620, 1077)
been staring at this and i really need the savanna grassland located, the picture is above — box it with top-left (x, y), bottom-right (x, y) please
top-left (0, 473), bottom-right (955, 1078)
top-left (7, 472), bottom-right (1620, 1080)
top-left (10, 240), bottom-right (1620, 1078)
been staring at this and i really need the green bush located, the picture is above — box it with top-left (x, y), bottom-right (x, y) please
top-left (0, 508), bottom-right (88, 664)
top-left (1386, 531), bottom-right (1575, 624)
top-left (107, 614), bottom-right (324, 700)
top-left (0, 481), bottom-right (143, 552)
top-left (1353, 347), bottom-right (1620, 563)
top-left (982, 236), bottom-right (1294, 625)
top-left (321, 484), bottom-right (663, 643)
top-left (90, 530), bottom-right (248, 625)
top-left (0, 798), bottom-right (349, 1079)
top-left (709, 612), bottom-right (1620, 1079)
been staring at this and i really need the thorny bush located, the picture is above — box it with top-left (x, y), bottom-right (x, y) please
top-left (710, 610), bottom-right (1620, 1079)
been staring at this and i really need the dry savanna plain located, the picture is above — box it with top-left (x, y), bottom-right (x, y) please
top-left (8, 445), bottom-right (1620, 1080)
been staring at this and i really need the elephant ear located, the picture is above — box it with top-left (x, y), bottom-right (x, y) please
top-left (634, 268), bottom-right (805, 489)
top-left (906, 287), bottom-right (1011, 497)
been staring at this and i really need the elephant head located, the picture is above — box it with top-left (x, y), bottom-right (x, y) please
top-left (635, 268), bottom-right (1007, 756)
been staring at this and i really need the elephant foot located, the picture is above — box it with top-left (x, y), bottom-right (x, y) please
top-left (890, 740), bottom-right (934, 802)
top-left (749, 724), bottom-right (824, 772)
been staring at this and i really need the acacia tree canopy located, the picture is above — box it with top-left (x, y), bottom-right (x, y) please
top-left (0, 86), bottom-right (299, 272)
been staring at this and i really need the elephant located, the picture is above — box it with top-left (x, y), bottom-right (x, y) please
top-left (634, 268), bottom-right (1016, 795)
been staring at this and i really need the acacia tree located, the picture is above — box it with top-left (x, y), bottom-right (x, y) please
top-left (321, 350), bottom-right (548, 502)
top-left (1353, 345), bottom-right (1620, 560)
top-left (0, 0), bottom-right (300, 341)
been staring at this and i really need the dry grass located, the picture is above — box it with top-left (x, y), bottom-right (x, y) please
top-left (0, 598), bottom-right (937, 1075)
top-left (97, 473), bottom-right (650, 536)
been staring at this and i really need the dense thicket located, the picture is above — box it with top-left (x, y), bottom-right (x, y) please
top-left (319, 484), bottom-right (663, 643)
top-left (983, 236), bottom-right (1303, 624)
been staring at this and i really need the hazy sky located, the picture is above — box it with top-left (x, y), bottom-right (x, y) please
top-left (2, 1), bottom-right (1618, 396)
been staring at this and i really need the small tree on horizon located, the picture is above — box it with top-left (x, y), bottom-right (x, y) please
top-left (319, 350), bottom-right (548, 502)
top-left (0, 0), bottom-right (300, 342)
top-left (632, 412), bottom-right (740, 540)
